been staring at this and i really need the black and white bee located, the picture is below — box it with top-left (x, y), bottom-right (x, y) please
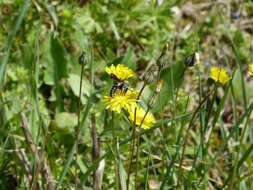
top-left (110, 74), bottom-right (128, 97)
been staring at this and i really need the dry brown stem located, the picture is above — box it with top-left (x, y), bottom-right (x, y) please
top-left (91, 113), bottom-right (105, 190)
top-left (20, 113), bottom-right (55, 190)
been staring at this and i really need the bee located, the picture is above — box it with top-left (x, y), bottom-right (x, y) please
top-left (110, 74), bottom-right (128, 97)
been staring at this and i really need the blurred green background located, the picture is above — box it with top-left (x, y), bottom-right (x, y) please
top-left (1, 0), bottom-right (253, 189)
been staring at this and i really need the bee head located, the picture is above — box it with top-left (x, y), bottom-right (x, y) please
top-left (110, 73), bottom-right (121, 81)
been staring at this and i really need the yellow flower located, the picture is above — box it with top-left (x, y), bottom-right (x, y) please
top-left (210, 67), bottom-right (231, 84)
top-left (248, 64), bottom-right (253, 76)
top-left (102, 89), bottom-right (138, 113)
top-left (127, 105), bottom-right (155, 130)
top-left (105, 64), bottom-right (134, 81)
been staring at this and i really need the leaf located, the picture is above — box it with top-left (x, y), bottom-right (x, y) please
top-left (121, 45), bottom-right (137, 69)
top-left (67, 74), bottom-right (91, 104)
top-left (39, 0), bottom-right (58, 26)
top-left (232, 69), bottom-right (253, 100)
top-left (152, 61), bottom-right (186, 113)
top-left (41, 34), bottom-right (68, 85)
top-left (55, 144), bottom-right (75, 190)
top-left (50, 36), bottom-right (68, 79)
top-left (237, 144), bottom-right (253, 173)
top-left (0, 0), bottom-right (30, 89)
top-left (77, 155), bottom-right (88, 174)
top-left (40, 34), bottom-right (68, 110)
top-left (110, 45), bottom-right (137, 70)
top-left (55, 112), bottom-right (78, 129)
top-left (118, 160), bottom-right (127, 190)
top-left (40, 36), bottom-right (54, 84)
top-left (76, 10), bottom-right (103, 33)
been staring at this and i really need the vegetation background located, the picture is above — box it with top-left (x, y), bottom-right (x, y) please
top-left (1, 0), bottom-right (253, 189)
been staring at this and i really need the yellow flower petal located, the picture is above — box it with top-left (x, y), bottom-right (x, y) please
top-left (248, 64), bottom-right (253, 76)
top-left (127, 105), bottom-right (155, 130)
top-left (210, 67), bottom-right (231, 84)
top-left (105, 64), bottom-right (134, 81)
top-left (102, 89), bottom-right (138, 113)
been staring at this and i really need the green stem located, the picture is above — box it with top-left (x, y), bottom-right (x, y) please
top-left (75, 59), bottom-right (85, 189)
top-left (127, 82), bottom-right (147, 190)
top-left (178, 90), bottom-right (213, 183)
top-left (111, 112), bottom-right (120, 190)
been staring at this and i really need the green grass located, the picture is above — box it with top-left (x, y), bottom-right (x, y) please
top-left (1, 0), bottom-right (253, 189)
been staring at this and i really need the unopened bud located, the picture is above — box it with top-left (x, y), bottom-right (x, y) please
top-left (142, 71), bottom-right (154, 84)
top-left (184, 52), bottom-right (199, 67)
top-left (78, 51), bottom-right (87, 65)
top-left (156, 44), bottom-right (169, 68)
top-left (161, 43), bottom-right (169, 55)
top-left (156, 54), bottom-right (167, 68)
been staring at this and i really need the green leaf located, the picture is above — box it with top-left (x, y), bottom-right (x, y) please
top-left (40, 34), bottom-right (68, 110)
top-left (50, 36), bottom-right (68, 79)
top-left (120, 45), bottom-right (137, 70)
top-left (237, 144), bottom-right (253, 173)
top-left (232, 69), bottom-right (253, 101)
top-left (110, 46), bottom-right (137, 70)
top-left (0, 0), bottom-right (30, 89)
top-left (41, 34), bottom-right (68, 85)
top-left (55, 112), bottom-right (78, 129)
top-left (67, 74), bottom-right (91, 104)
top-left (77, 155), bottom-right (88, 174)
top-left (55, 144), bottom-right (75, 190)
top-left (39, 0), bottom-right (58, 27)
top-left (153, 61), bottom-right (186, 113)
top-left (118, 159), bottom-right (127, 190)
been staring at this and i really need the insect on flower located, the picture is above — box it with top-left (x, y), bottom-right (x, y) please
top-left (105, 64), bottom-right (134, 81)
top-left (110, 73), bottom-right (129, 97)
top-left (103, 64), bottom-right (137, 113)
top-left (105, 64), bottom-right (134, 97)
top-left (102, 89), bottom-right (138, 113)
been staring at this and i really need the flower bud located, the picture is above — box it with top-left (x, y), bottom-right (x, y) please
top-left (142, 70), bottom-right (154, 84)
top-left (156, 43), bottom-right (169, 68)
top-left (78, 51), bottom-right (87, 65)
top-left (184, 52), bottom-right (199, 67)
top-left (161, 43), bottom-right (169, 55)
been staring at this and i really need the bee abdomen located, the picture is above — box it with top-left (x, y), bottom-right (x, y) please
top-left (109, 82), bottom-right (128, 97)
top-left (110, 84), bottom-right (118, 97)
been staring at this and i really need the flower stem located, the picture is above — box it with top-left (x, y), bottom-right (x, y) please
top-left (111, 112), bottom-right (120, 190)
top-left (126, 82), bottom-right (147, 190)
top-left (75, 57), bottom-right (85, 190)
